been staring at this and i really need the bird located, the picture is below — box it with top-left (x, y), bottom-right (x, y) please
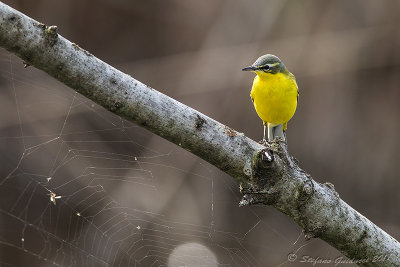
top-left (242, 54), bottom-right (298, 142)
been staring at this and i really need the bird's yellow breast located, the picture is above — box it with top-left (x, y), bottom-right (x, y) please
top-left (250, 72), bottom-right (298, 125)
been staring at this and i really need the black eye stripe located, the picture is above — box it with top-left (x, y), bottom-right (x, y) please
top-left (260, 65), bottom-right (269, 70)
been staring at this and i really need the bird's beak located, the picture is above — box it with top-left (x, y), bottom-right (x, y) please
top-left (242, 66), bottom-right (257, 71)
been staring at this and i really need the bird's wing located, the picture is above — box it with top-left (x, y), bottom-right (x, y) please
top-left (250, 76), bottom-right (257, 103)
top-left (289, 72), bottom-right (299, 103)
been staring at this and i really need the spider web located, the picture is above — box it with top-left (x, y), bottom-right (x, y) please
top-left (0, 49), bottom-right (336, 267)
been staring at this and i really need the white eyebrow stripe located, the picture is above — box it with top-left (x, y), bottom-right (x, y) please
top-left (268, 62), bottom-right (280, 67)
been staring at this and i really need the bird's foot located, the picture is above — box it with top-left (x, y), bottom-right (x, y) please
top-left (259, 138), bottom-right (285, 146)
top-left (273, 136), bottom-right (286, 143)
top-left (259, 139), bottom-right (271, 145)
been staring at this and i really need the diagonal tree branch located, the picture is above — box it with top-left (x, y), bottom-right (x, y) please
top-left (0, 2), bottom-right (399, 266)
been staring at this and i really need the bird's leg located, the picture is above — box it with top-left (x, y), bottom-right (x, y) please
top-left (268, 125), bottom-right (274, 141)
top-left (262, 123), bottom-right (267, 143)
top-left (266, 124), bottom-right (285, 142)
top-left (274, 124), bottom-right (284, 140)
top-left (263, 123), bottom-right (285, 143)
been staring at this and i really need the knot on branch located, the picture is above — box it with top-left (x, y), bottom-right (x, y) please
top-left (261, 149), bottom-right (274, 162)
top-left (297, 175), bottom-right (315, 206)
top-left (303, 177), bottom-right (314, 195)
top-left (239, 194), bottom-right (252, 206)
top-left (252, 147), bottom-right (275, 173)
top-left (72, 42), bottom-right (92, 57)
top-left (195, 114), bottom-right (206, 130)
top-left (44, 25), bottom-right (58, 46)
top-left (304, 222), bottom-right (326, 240)
top-left (239, 192), bottom-right (273, 206)
top-left (239, 141), bottom-right (295, 207)
top-left (249, 147), bottom-right (278, 188)
top-left (324, 182), bottom-right (339, 198)
top-left (223, 126), bottom-right (237, 137)
top-left (239, 186), bottom-right (281, 206)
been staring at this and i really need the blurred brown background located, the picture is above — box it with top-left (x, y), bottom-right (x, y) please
top-left (1, 0), bottom-right (400, 266)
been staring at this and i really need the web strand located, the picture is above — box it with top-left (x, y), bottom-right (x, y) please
top-left (0, 50), bottom-right (320, 267)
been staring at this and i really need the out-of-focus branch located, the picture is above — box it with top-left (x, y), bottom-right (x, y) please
top-left (0, 2), bottom-right (399, 266)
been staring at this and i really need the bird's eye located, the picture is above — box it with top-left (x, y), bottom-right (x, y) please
top-left (262, 65), bottom-right (270, 72)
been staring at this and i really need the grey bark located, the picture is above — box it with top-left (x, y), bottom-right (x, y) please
top-left (0, 2), bottom-right (399, 266)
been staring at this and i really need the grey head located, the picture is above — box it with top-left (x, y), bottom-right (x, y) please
top-left (242, 54), bottom-right (287, 74)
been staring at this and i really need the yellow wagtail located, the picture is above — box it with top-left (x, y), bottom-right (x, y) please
top-left (242, 54), bottom-right (298, 142)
